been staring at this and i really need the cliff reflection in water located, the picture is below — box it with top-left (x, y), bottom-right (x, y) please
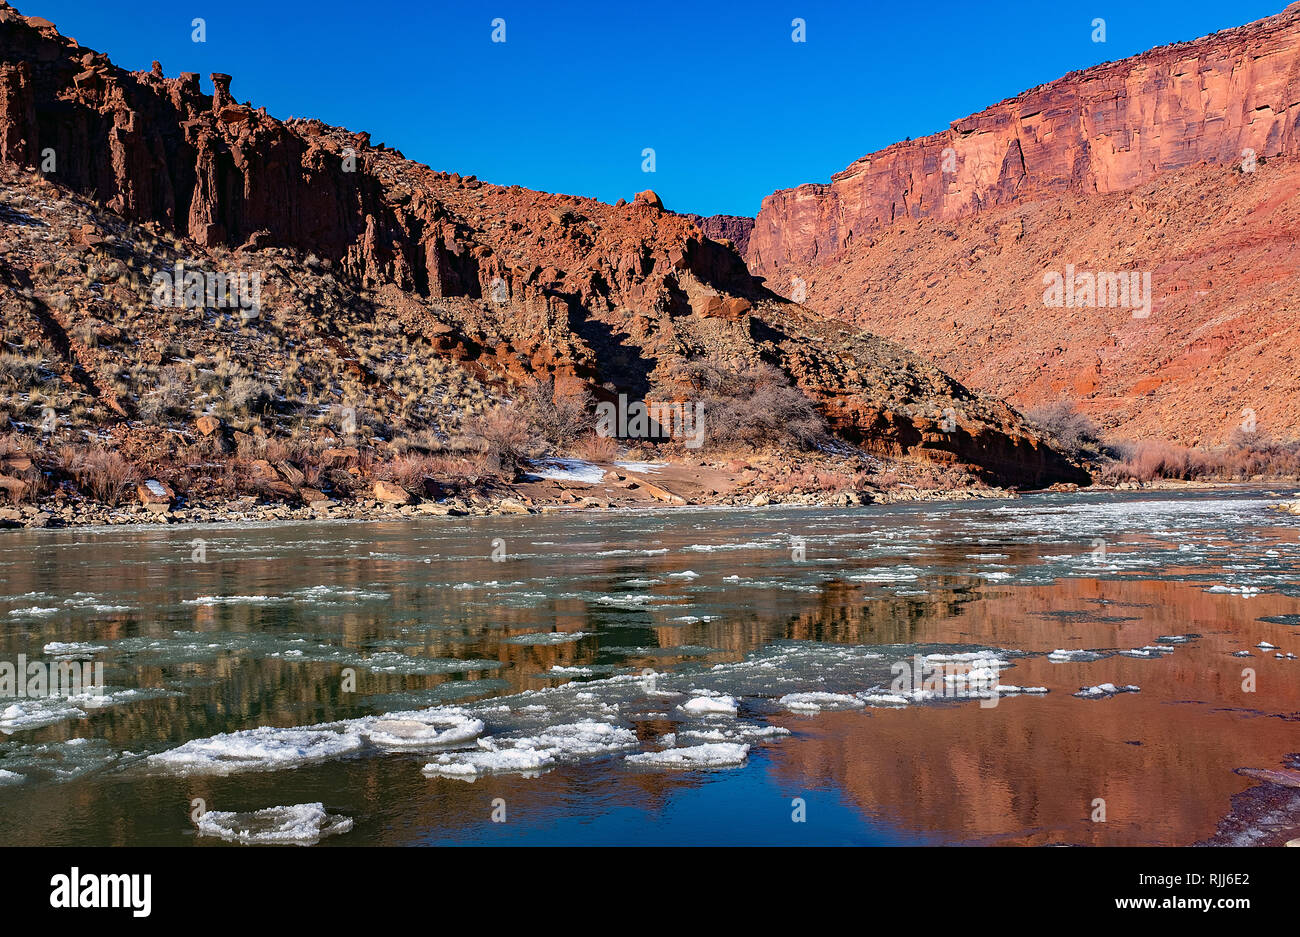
top-left (0, 492), bottom-right (1297, 845)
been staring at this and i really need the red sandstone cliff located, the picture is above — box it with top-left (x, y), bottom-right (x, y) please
top-left (0, 1), bottom-right (1085, 487)
top-left (748, 3), bottom-right (1300, 446)
top-left (749, 3), bottom-right (1300, 275)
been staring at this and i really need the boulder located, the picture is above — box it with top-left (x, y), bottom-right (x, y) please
top-left (633, 189), bottom-right (664, 211)
top-left (373, 480), bottom-right (412, 504)
top-left (137, 479), bottom-right (175, 512)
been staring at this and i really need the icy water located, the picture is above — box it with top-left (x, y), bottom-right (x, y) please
top-left (1, 489), bottom-right (1298, 846)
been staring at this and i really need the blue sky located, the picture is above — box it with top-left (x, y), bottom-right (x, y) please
top-left (31, 0), bottom-right (1285, 217)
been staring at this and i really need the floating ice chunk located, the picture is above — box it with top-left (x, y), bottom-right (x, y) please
top-left (857, 693), bottom-right (910, 707)
top-left (1258, 642), bottom-right (1278, 650)
top-left (7, 607), bottom-right (60, 617)
top-left (625, 742), bottom-right (749, 770)
top-left (42, 642), bottom-right (108, 658)
top-left (0, 768), bottom-right (23, 785)
top-left (666, 571), bottom-right (700, 580)
top-left (1074, 683), bottom-right (1140, 699)
top-left (148, 725), bottom-right (365, 775)
top-left (1207, 585), bottom-right (1262, 595)
top-left (362, 710), bottom-right (485, 751)
top-left (678, 724), bottom-right (790, 743)
top-left (196, 803), bottom-right (353, 846)
top-left (502, 631), bottom-right (590, 646)
top-left (681, 694), bottom-right (738, 716)
top-left (777, 692), bottom-right (864, 712)
top-left (183, 595), bottom-right (286, 606)
top-left (1120, 646), bottom-right (1175, 658)
top-left (1048, 649), bottom-right (1105, 662)
top-left (0, 698), bottom-right (87, 732)
top-left (422, 721), bottom-right (638, 780)
top-left (995, 685), bottom-right (1049, 695)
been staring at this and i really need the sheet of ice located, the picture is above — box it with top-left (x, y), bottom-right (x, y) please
top-left (1074, 683), bottom-right (1140, 699)
top-left (362, 710), bottom-right (485, 750)
top-left (1120, 646), bottom-right (1175, 658)
top-left (680, 694), bottom-right (738, 716)
top-left (527, 458), bottom-right (606, 484)
top-left (858, 693), bottom-right (911, 707)
top-left (148, 725), bottom-right (366, 775)
top-left (42, 642), bottom-right (108, 658)
top-left (778, 692), bottom-right (865, 712)
top-left (677, 724), bottom-right (790, 743)
top-left (7, 606), bottom-right (60, 617)
top-left (501, 631), bottom-right (591, 646)
top-left (183, 594), bottom-right (287, 606)
top-left (614, 461), bottom-right (665, 474)
top-left (196, 803), bottom-right (353, 845)
top-left (0, 688), bottom-right (174, 733)
top-left (422, 720), bottom-right (638, 780)
top-left (0, 767), bottom-right (24, 784)
top-left (625, 742), bottom-right (749, 769)
top-left (1048, 649), bottom-right (1107, 663)
top-left (0, 702), bottom-right (84, 737)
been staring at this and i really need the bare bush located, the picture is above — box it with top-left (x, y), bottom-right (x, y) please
top-left (1025, 399), bottom-right (1101, 456)
top-left (684, 362), bottom-right (826, 451)
top-left (69, 447), bottom-right (140, 505)
top-left (516, 376), bottom-right (592, 451)
top-left (224, 376), bottom-right (271, 414)
top-left (570, 432), bottom-right (620, 461)
top-left (463, 405), bottom-right (539, 477)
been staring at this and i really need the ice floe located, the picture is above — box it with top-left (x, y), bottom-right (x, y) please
top-left (1074, 683), bottom-right (1140, 699)
top-left (777, 692), bottom-right (864, 712)
top-left (680, 693), bottom-right (738, 716)
top-left (625, 742), bottom-right (749, 770)
top-left (148, 725), bottom-right (366, 775)
top-left (196, 803), bottom-right (353, 846)
top-left (422, 720), bottom-right (638, 780)
top-left (362, 710), bottom-right (485, 751)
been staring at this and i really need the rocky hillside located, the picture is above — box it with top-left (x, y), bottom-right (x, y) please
top-left (747, 2), bottom-right (1300, 445)
top-left (0, 0), bottom-right (1083, 497)
top-left (773, 157), bottom-right (1300, 445)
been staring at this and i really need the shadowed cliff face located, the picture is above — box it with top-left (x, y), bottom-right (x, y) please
top-left (749, 4), bottom-right (1300, 275)
top-left (0, 2), bottom-right (1086, 486)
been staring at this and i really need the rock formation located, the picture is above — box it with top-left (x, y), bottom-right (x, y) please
top-left (747, 2), bottom-right (1300, 445)
top-left (750, 3), bottom-right (1300, 275)
top-left (0, 1), bottom-right (1083, 486)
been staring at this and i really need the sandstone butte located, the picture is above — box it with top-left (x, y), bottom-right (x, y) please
top-left (746, 2), bottom-right (1300, 446)
top-left (0, 0), bottom-right (1086, 488)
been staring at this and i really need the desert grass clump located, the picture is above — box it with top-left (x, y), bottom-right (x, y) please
top-left (68, 446), bottom-right (140, 505)
top-left (569, 432), bottom-right (620, 462)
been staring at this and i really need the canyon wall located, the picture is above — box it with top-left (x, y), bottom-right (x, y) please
top-left (749, 3), bottom-right (1300, 276)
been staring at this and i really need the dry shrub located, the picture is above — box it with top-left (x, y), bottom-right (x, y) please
top-left (516, 376), bottom-right (593, 451)
top-left (463, 405), bottom-right (539, 477)
top-left (376, 454), bottom-right (444, 489)
top-left (1102, 437), bottom-right (1300, 482)
top-left (684, 362), bottom-right (825, 451)
top-left (1025, 399), bottom-right (1101, 457)
top-left (69, 446), bottom-right (140, 505)
top-left (570, 432), bottom-right (620, 461)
